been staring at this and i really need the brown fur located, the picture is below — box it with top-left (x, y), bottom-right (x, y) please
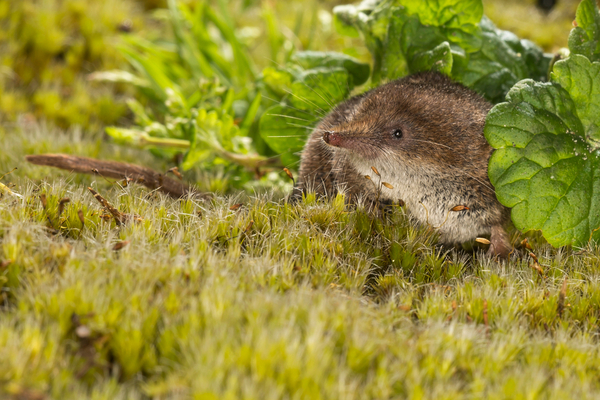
top-left (294, 72), bottom-right (511, 258)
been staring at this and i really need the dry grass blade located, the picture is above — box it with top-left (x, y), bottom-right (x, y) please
top-left (0, 167), bottom-right (17, 181)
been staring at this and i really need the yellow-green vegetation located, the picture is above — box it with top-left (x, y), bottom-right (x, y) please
top-left (0, 0), bottom-right (151, 128)
top-left (3, 123), bottom-right (600, 399)
top-left (0, 0), bottom-right (364, 131)
top-left (4, 1), bottom-right (600, 399)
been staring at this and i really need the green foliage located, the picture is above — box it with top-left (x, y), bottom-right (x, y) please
top-left (484, 0), bottom-right (600, 248)
top-left (259, 52), bottom-right (369, 165)
top-left (94, 0), bottom-right (273, 179)
top-left (97, 0), bottom-right (369, 175)
top-left (568, 0), bottom-right (600, 62)
top-left (333, 0), bottom-right (552, 102)
top-left (0, 0), bottom-right (148, 128)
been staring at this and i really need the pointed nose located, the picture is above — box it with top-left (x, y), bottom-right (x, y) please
top-left (323, 131), bottom-right (342, 147)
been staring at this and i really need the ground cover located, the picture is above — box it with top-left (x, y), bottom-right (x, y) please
top-left (3, 0), bottom-right (600, 399)
top-left (3, 122), bottom-right (600, 399)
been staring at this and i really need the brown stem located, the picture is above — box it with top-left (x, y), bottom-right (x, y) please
top-left (25, 154), bottom-right (211, 200)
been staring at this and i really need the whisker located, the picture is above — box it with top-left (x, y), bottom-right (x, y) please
top-left (283, 89), bottom-right (327, 117)
top-left (265, 113), bottom-right (314, 122)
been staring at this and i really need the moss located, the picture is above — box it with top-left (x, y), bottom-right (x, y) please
top-left (2, 123), bottom-right (600, 399)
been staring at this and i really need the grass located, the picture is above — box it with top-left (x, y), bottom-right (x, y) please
top-left (3, 123), bottom-right (600, 399)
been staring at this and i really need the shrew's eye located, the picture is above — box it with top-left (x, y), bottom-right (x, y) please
top-left (392, 128), bottom-right (403, 139)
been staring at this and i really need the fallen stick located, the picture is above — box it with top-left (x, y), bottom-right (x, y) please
top-left (26, 154), bottom-right (211, 200)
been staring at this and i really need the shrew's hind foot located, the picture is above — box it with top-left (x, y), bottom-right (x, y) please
top-left (488, 225), bottom-right (512, 259)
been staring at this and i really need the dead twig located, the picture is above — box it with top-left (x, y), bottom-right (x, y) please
top-left (26, 154), bottom-right (211, 200)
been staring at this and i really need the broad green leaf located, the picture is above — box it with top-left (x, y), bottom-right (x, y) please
top-left (259, 105), bottom-right (318, 166)
top-left (333, 7), bottom-right (360, 38)
top-left (455, 17), bottom-right (550, 103)
top-left (552, 54), bottom-right (600, 146)
top-left (381, 10), bottom-right (409, 80)
top-left (401, 0), bottom-right (483, 31)
top-left (568, 0), bottom-right (600, 62)
top-left (262, 67), bottom-right (295, 100)
top-left (289, 68), bottom-right (351, 113)
top-left (485, 60), bottom-right (600, 247)
top-left (291, 51), bottom-right (370, 86)
top-left (333, 0), bottom-right (550, 103)
top-left (401, 0), bottom-right (483, 51)
top-left (410, 41), bottom-right (453, 76)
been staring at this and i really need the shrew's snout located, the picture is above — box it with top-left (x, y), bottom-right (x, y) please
top-left (322, 131), bottom-right (343, 147)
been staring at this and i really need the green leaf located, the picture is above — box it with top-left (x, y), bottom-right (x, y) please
top-left (410, 41), bottom-right (453, 75)
top-left (289, 68), bottom-right (351, 113)
top-left (568, 0), bottom-right (600, 62)
top-left (259, 105), bottom-right (318, 166)
top-left (485, 58), bottom-right (600, 247)
top-left (333, 8), bottom-right (360, 38)
top-left (239, 92), bottom-right (262, 133)
top-left (552, 54), bottom-right (600, 147)
top-left (454, 17), bottom-right (550, 103)
top-left (291, 51), bottom-right (370, 86)
top-left (401, 0), bottom-right (483, 51)
top-left (381, 11), bottom-right (409, 80)
top-left (402, 0), bottom-right (483, 31)
top-left (262, 67), bottom-right (296, 100)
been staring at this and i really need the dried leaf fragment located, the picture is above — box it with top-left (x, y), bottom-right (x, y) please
top-left (112, 241), bottom-right (130, 251)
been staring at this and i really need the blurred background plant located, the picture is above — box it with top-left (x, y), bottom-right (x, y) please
top-left (0, 0), bottom-right (149, 129)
